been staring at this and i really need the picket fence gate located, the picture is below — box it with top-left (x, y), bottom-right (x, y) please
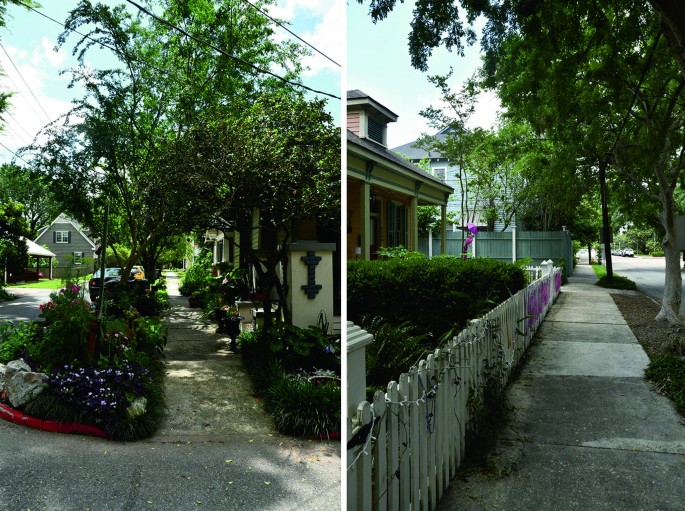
top-left (347, 268), bottom-right (563, 511)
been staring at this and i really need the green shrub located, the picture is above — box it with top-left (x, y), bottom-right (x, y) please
top-left (651, 251), bottom-right (665, 257)
top-left (259, 322), bottom-right (340, 373)
top-left (0, 321), bottom-right (41, 364)
top-left (179, 249), bottom-right (213, 297)
top-left (596, 274), bottom-right (637, 290)
top-left (239, 324), bottom-right (341, 438)
top-left (34, 288), bottom-right (96, 371)
top-left (263, 376), bottom-right (340, 438)
top-left (376, 246), bottom-right (426, 259)
top-left (348, 257), bottom-right (526, 343)
top-left (363, 318), bottom-right (428, 389)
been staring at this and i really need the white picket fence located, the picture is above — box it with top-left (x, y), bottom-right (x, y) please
top-left (347, 267), bottom-right (563, 511)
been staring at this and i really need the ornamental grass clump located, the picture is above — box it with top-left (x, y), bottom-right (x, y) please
top-left (238, 323), bottom-right (341, 438)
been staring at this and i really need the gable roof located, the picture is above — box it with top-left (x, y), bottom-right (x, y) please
top-left (348, 130), bottom-right (452, 190)
top-left (347, 89), bottom-right (399, 124)
top-left (34, 213), bottom-right (96, 249)
top-left (392, 126), bottom-right (456, 162)
top-left (24, 238), bottom-right (56, 258)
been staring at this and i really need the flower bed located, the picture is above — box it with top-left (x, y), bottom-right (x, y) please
top-left (0, 282), bottom-right (167, 440)
top-left (238, 322), bottom-right (340, 439)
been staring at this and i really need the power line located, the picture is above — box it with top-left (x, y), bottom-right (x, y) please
top-left (0, 140), bottom-right (30, 164)
top-left (239, 0), bottom-right (341, 68)
top-left (20, 1), bottom-right (340, 101)
top-left (123, 0), bottom-right (340, 100)
top-left (0, 51), bottom-right (52, 126)
top-left (0, 41), bottom-right (52, 123)
top-left (20, 3), bottom-right (184, 85)
top-left (4, 123), bottom-right (31, 146)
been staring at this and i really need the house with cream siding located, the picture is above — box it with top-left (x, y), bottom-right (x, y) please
top-left (347, 90), bottom-right (453, 260)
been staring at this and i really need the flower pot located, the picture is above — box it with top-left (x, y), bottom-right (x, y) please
top-left (217, 315), bottom-right (245, 350)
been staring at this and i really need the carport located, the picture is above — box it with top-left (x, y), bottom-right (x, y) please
top-left (25, 238), bottom-right (56, 280)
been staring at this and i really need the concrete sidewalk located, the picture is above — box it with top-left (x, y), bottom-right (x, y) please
top-left (157, 271), bottom-right (274, 438)
top-left (436, 264), bottom-right (685, 510)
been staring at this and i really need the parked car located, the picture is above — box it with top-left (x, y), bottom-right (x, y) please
top-left (623, 248), bottom-right (634, 257)
top-left (88, 267), bottom-right (148, 301)
top-left (131, 265), bottom-right (145, 280)
top-left (88, 268), bottom-right (123, 301)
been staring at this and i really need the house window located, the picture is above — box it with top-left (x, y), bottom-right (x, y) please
top-left (434, 167), bottom-right (447, 181)
top-left (367, 117), bottom-right (384, 145)
top-left (73, 252), bottom-right (84, 264)
top-left (387, 202), bottom-right (408, 248)
top-left (55, 231), bottom-right (70, 243)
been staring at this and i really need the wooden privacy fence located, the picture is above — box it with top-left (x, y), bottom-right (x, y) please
top-left (347, 267), bottom-right (563, 511)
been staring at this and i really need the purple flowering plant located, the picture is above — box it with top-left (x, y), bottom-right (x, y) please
top-left (46, 363), bottom-right (152, 424)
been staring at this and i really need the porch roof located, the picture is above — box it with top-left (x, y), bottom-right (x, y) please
top-left (347, 130), bottom-right (452, 190)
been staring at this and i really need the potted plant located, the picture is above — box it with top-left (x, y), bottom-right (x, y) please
top-left (217, 305), bottom-right (244, 350)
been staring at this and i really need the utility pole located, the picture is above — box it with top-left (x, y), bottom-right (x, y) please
top-left (97, 201), bottom-right (109, 321)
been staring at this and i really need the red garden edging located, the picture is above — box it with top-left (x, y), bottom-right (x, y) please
top-left (0, 403), bottom-right (109, 438)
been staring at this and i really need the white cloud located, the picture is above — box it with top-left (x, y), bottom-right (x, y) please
top-left (270, 0), bottom-right (343, 76)
top-left (40, 36), bottom-right (67, 68)
top-left (0, 42), bottom-right (73, 163)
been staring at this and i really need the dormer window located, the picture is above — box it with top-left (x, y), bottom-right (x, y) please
top-left (347, 90), bottom-right (398, 148)
top-left (367, 117), bottom-right (385, 145)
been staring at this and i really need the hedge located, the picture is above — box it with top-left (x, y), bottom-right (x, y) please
top-left (348, 257), bottom-right (527, 343)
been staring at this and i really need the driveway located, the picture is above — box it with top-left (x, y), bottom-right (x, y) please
top-left (0, 287), bottom-right (53, 323)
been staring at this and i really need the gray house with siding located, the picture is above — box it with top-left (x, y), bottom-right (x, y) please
top-left (34, 213), bottom-right (97, 278)
top-left (393, 127), bottom-right (516, 232)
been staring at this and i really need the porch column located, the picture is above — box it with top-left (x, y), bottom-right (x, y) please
top-left (410, 196), bottom-right (418, 252)
top-left (440, 204), bottom-right (447, 255)
top-left (361, 182), bottom-right (371, 260)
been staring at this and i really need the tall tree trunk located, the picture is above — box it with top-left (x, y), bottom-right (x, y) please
top-left (599, 158), bottom-right (613, 278)
top-left (656, 187), bottom-right (682, 322)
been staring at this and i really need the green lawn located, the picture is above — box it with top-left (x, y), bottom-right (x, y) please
top-left (9, 276), bottom-right (91, 290)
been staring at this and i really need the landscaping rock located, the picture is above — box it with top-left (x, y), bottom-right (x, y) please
top-left (6, 370), bottom-right (47, 408)
top-left (2, 360), bottom-right (47, 408)
top-left (3, 359), bottom-right (30, 389)
top-left (5, 359), bottom-right (31, 378)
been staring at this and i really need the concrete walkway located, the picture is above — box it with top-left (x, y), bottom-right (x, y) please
top-left (436, 264), bottom-right (685, 510)
top-left (158, 271), bottom-right (274, 438)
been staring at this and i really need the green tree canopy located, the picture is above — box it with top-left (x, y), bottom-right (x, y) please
top-left (30, 0), bottom-right (314, 279)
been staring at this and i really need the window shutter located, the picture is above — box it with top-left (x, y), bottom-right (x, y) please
top-left (68, 231), bottom-right (72, 243)
top-left (53, 231), bottom-right (56, 243)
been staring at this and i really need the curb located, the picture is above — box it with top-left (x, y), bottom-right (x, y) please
top-left (0, 403), bottom-right (109, 438)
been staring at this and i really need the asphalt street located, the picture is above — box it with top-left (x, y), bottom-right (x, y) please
top-left (604, 254), bottom-right (685, 314)
top-left (0, 281), bottom-right (341, 510)
top-left (0, 420), bottom-right (340, 510)
top-left (0, 287), bottom-right (53, 323)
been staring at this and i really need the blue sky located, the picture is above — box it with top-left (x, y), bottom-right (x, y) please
top-left (348, 1), bottom-right (500, 149)
top-left (0, 0), bottom-right (343, 165)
